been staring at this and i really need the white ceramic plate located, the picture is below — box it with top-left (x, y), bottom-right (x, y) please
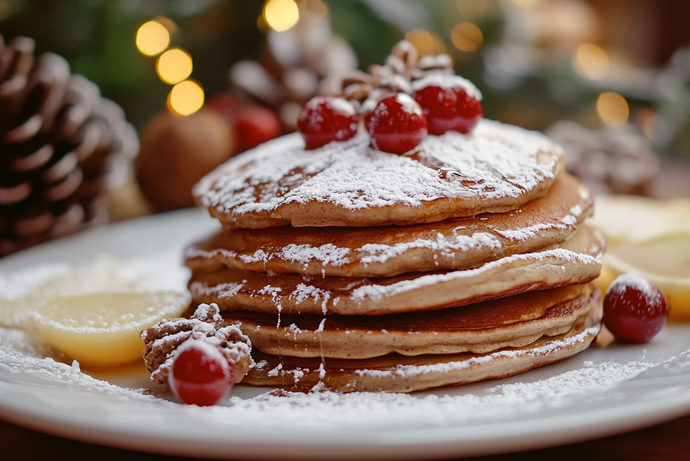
top-left (1, 209), bottom-right (690, 460)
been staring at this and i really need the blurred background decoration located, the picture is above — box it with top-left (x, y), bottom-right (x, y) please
top-left (1, 0), bottom-right (690, 252)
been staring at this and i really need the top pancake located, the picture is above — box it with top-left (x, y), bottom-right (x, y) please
top-left (194, 119), bottom-right (566, 229)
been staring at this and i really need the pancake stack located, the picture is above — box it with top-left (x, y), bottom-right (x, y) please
top-left (186, 114), bottom-right (604, 393)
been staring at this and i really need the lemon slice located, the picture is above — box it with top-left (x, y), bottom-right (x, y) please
top-left (34, 291), bottom-right (190, 368)
top-left (589, 195), bottom-right (690, 244)
top-left (594, 234), bottom-right (690, 322)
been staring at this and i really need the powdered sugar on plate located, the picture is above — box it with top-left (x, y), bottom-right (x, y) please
top-left (3, 210), bottom-right (690, 458)
top-left (0, 321), bottom-right (674, 429)
top-left (2, 254), bottom-right (690, 446)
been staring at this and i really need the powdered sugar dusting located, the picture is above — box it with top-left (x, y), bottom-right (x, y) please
top-left (194, 119), bottom-right (563, 219)
top-left (608, 273), bottom-right (662, 304)
top-left (0, 324), bottom-right (666, 428)
top-left (2, 257), bottom-right (690, 437)
top-left (356, 327), bottom-right (598, 379)
top-left (0, 255), bottom-right (189, 329)
top-left (351, 248), bottom-right (600, 301)
top-left (411, 74), bottom-right (482, 100)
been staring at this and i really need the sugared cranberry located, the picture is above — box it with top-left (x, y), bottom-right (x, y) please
top-left (297, 95), bottom-right (359, 150)
top-left (234, 105), bottom-right (282, 152)
top-left (169, 340), bottom-right (235, 406)
top-left (368, 93), bottom-right (428, 154)
top-left (412, 75), bottom-right (482, 135)
top-left (603, 274), bottom-right (669, 343)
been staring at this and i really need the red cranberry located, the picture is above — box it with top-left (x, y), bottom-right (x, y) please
top-left (368, 93), bottom-right (428, 154)
top-left (412, 75), bottom-right (482, 135)
top-left (297, 95), bottom-right (359, 150)
top-left (169, 340), bottom-right (235, 406)
top-left (234, 105), bottom-right (282, 152)
top-left (603, 274), bottom-right (669, 343)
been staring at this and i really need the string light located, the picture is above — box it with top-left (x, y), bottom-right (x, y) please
top-left (263, 0), bottom-right (300, 32)
top-left (573, 44), bottom-right (609, 80)
top-left (168, 80), bottom-right (205, 116)
top-left (451, 22), bottom-right (484, 53)
top-left (135, 20), bottom-right (170, 56)
top-left (597, 92), bottom-right (629, 126)
top-left (136, 17), bottom-right (204, 116)
top-left (156, 48), bottom-right (193, 85)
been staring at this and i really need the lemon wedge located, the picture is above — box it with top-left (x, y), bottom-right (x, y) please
top-left (34, 291), bottom-right (190, 368)
top-left (589, 195), bottom-right (690, 244)
top-left (589, 195), bottom-right (690, 322)
top-left (594, 235), bottom-right (690, 322)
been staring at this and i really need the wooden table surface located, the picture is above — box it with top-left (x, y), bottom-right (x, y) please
top-left (3, 158), bottom-right (690, 460)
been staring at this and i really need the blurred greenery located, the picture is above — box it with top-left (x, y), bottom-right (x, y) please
top-left (0, 0), bottom-right (265, 129)
top-left (1, 0), bottom-right (688, 158)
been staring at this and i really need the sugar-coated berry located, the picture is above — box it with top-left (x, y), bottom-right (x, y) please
top-left (169, 339), bottom-right (235, 406)
top-left (603, 274), bottom-right (669, 343)
top-left (368, 93), bottom-right (428, 154)
top-left (412, 75), bottom-right (482, 135)
top-left (297, 95), bottom-right (359, 150)
top-left (234, 105), bottom-right (282, 152)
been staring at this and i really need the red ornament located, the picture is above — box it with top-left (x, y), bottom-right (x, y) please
top-left (169, 340), bottom-right (235, 406)
top-left (297, 95), bottom-right (360, 150)
top-left (603, 274), bottom-right (669, 343)
top-left (412, 75), bottom-right (482, 135)
top-left (205, 93), bottom-right (240, 122)
top-left (235, 105), bottom-right (282, 152)
top-left (368, 93), bottom-right (427, 154)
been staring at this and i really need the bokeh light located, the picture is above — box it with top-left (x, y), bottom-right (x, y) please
top-left (574, 44), bottom-right (609, 80)
top-left (264, 0), bottom-right (300, 32)
top-left (510, 0), bottom-right (543, 8)
top-left (135, 20), bottom-right (170, 56)
top-left (597, 92), bottom-right (629, 126)
top-left (156, 48), bottom-right (193, 85)
top-left (405, 29), bottom-right (446, 57)
top-left (637, 108), bottom-right (657, 139)
top-left (451, 22), bottom-right (484, 53)
top-left (168, 80), bottom-right (205, 116)
top-left (456, 0), bottom-right (490, 20)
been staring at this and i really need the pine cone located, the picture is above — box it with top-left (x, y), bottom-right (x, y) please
top-left (341, 40), bottom-right (454, 109)
top-left (142, 303), bottom-right (253, 385)
top-left (546, 121), bottom-right (660, 195)
top-left (0, 35), bottom-right (138, 257)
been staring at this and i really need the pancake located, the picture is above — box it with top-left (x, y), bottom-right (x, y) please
top-left (193, 120), bottom-right (566, 229)
top-left (186, 173), bottom-right (592, 278)
top-left (189, 224), bottom-right (603, 316)
top-left (226, 283), bottom-right (600, 359)
top-left (242, 311), bottom-right (601, 393)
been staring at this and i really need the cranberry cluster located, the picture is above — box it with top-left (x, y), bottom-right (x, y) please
top-left (297, 74), bottom-right (482, 154)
